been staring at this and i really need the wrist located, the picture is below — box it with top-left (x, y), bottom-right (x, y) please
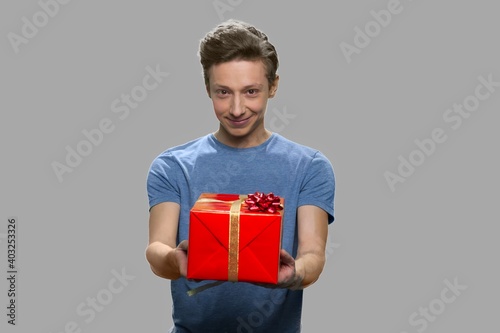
top-left (294, 255), bottom-right (324, 289)
top-left (166, 248), bottom-right (182, 279)
top-left (147, 242), bottom-right (182, 280)
top-left (291, 260), bottom-right (305, 290)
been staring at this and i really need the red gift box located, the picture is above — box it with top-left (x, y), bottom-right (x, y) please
top-left (187, 193), bottom-right (284, 284)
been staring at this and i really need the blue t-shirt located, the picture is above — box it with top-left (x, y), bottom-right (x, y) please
top-left (147, 133), bottom-right (335, 333)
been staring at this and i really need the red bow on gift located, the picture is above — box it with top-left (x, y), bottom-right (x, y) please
top-left (245, 192), bottom-right (284, 213)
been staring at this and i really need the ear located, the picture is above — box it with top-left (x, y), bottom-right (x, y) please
top-left (268, 75), bottom-right (280, 98)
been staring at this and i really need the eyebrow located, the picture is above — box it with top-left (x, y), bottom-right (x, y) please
top-left (213, 83), bottom-right (264, 90)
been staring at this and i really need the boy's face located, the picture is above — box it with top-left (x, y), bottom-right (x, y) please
top-left (207, 59), bottom-right (278, 147)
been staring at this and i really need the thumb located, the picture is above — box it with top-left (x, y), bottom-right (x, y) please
top-left (280, 249), bottom-right (295, 266)
top-left (178, 240), bottom-right (189, 251)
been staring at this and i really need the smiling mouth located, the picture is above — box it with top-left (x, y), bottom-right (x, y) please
top-left (228, 116), bottom-right (252, 126)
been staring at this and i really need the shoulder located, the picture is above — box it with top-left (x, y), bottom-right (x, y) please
top-left (271, 133), bottom-right (332, 165)
top-left (151, 134), bottom-right (213, 165)
top-left (147, 135), bottom-right (214, 194)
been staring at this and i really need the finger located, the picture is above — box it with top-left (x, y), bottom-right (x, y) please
top-left (178, 240), bottom-right (189, 251)
top-left (279, 249), bottom-right (295, 266)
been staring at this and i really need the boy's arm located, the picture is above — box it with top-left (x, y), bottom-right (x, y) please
top-left (295, 204), bottom-right (329, 288)
top-left (277, 204), bottom-right (329, 289)
top-left (145, 202), bottom-right (188, 280)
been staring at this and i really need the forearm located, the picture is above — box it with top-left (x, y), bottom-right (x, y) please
top-left (293, 205), bottom-right (329, 290)
top-left (145, 241), bottom-right (182, 280)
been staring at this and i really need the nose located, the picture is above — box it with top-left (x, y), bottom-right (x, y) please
top-left (230, 94), bottom-right (246, 118)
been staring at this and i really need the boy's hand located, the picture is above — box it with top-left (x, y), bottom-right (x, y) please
top-left (254, 249), bottom-right (303, 290)
top-left (276, 249), bottom-right (303, 290)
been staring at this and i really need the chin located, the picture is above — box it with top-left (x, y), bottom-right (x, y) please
top-left (226, 129), bottom-right (250, 138)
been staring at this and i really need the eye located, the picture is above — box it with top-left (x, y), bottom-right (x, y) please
top-left (247, 89), bottom-right (258, 95)
top-left (216, 89), bottom-right (229, 96)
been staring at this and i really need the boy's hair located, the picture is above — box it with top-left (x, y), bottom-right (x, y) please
top-left (199, 19), bottom-right (279, 88)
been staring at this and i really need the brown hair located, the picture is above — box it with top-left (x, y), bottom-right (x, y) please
top-left (199, 19), bottom-right (279, 88)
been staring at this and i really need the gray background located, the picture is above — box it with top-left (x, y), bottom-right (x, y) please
top-left (1, 0), bottom-right (498, 332)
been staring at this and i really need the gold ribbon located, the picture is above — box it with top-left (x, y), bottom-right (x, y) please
top-left (228, 199), bottom-right (242, 282)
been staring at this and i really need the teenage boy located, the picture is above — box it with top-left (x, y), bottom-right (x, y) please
top-left (146, 19), bottom-right (335, 332)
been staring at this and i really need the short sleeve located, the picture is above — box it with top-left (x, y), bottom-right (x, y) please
top-left (146, 153), bottom-right (182, 210)
top-left (298, 151), bottom-right (335, 223)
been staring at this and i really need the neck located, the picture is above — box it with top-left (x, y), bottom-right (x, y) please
top-left (214, 128), bottom-right (272, 148)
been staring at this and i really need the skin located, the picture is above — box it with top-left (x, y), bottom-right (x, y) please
top-left (146, 59), bottom-right (329, 289)
top-left (206, 59), bottom-right (277, 148)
